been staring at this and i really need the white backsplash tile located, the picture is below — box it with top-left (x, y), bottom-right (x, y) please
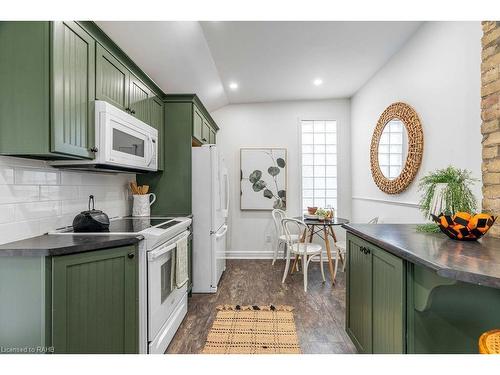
top-left (0, 204), bottom-right (16, 224)
top-left (0, 156), bottom-right (134, 244)
top-left (0, 220), bottom-right (40, 245)
top-left (0, 185), bottom-right (40, 204)
top-left (14, 168), bottom-right (60, 185)
top-left (15, 201), bottom-right (62, 221)
top-left (40, 185), bottom-right (80, 201)
top-left (0, 167), bottom-right (14, 184)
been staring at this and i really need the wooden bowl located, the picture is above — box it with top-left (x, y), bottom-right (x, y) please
top-left (307, 207), bottom-right (318, 215)
top-left (431, 212), bottom-right (496, 241)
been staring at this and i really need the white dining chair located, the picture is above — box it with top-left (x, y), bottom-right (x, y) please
top-left (334, 217), bottom-right (379, 272)
top-left (281, 218), bottom-right (325, 292)
top-left (271, 209), bottom-right (299, 265)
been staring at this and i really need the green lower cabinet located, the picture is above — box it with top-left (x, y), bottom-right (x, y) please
top-left (346, 237), bottom-right (372, 353)
top-left (346, 234), bottom-right (405, 354)
top-left (371, 247), bottom-right (404, 353)
top-left (52, 245), bottom-right (138, 354)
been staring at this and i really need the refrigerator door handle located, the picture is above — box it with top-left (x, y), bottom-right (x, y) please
top-left (214, 224), bottom-right (228, 239)
top-left (222, 170), bottom-right (229, 217)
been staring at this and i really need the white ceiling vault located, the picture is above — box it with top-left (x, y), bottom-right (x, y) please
top-left (96, 21), bottom-right (422, 112)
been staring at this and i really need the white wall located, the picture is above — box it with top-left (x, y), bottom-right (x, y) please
top-left (0, 156), bottom-right (134, 245)
top-left (211, 99), bottom-right (351, 258)
top-left (351, 21), bottom-right (482, 223)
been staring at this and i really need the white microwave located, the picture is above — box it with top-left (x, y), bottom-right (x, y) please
top-left (51, 101), bottom-right (158, 173)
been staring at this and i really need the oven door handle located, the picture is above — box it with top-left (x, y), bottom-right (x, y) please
top-left (148, 243), bottom-right (176, 262)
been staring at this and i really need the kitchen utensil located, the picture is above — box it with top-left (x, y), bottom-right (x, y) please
top-left (132, 193), bottom-right (157, 216)
top-left (72, 195), bottom-right (110, 232)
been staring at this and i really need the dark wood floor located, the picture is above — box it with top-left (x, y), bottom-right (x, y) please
top-left (166, 259), bottom-right (357, 354)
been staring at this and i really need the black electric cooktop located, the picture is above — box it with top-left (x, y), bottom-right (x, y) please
top-left (68, 217), bottom-right (181, 233)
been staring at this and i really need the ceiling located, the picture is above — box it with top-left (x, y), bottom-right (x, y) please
top-left (97, 21), bottom-right (422, 112)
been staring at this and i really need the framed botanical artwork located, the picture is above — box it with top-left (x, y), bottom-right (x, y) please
top-left (240, 148), bottom-right (287, 210)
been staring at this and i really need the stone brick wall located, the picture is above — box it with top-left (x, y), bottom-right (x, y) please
top-left (482, 21), bottom-right (500, 237)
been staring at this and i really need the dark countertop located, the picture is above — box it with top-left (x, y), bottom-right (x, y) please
top-left (343, 224), bottom-right (500, 289)
top-left (0, 234), bottom-right (143, 257)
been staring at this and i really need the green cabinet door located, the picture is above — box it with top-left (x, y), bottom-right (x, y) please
top-left (209, 128), bottom-right (216, 144)
top-left (193, 105), bottom-right (203, 143)
top-left (346, 236), bottom-right (372, 353)
top-left (96, 43), bottom-right (130, 110)
top-left (372, 247), bottom-right (405, 353)
top-left (129, 74), bottom-right (151, 124)
top-left (52, 245), bottom-right (138, 354)
top-left (201, 120), bottom-right (210, 144)
top-left (51, 21), bottom-right (95, 159)
top-left (150, 96), bottom-right (164, 170)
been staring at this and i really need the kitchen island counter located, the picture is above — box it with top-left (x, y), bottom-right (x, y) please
top-left (342, 223), bottom-right (500, 289)
top-left (342, 223), bottom-right (500, 353)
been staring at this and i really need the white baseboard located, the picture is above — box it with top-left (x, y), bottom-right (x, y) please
top-left (225, 250), bottom-right (337, 260)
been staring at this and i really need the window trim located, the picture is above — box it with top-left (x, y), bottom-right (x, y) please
top-left (297, 118), bottom-right (341, 215)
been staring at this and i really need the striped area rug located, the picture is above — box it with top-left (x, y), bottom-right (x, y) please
top-left (202, 305), bottom-right (301, 354)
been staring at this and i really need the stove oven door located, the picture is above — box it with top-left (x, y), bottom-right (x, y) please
top-left (147, 238), bottom-right (187, 344)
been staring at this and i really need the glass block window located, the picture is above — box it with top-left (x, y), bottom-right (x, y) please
top-left (378, 120), bottom-right (406, 180)
top-left (301, 120), bottom-right (337, 211)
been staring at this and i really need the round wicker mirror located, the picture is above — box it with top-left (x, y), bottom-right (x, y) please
top-left (370, 102), bottom-right (424, 194)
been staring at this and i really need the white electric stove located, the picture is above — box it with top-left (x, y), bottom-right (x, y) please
top-left (50, 216), bottom-right (192, 354)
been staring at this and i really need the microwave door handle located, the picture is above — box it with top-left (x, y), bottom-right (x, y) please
top-left (146, 136), bottom-right (154, 166)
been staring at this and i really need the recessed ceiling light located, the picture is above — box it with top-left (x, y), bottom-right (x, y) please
top-left (229, 82), bottom-right (239, 90)
top-left (313, 78), bottom-right (323, 86)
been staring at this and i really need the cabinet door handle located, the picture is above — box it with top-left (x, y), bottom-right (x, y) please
top-left (125, 107), bottom-right (131, 112)
top-left (131, 109), bottom-right (136, 114)
top-left (127, 253), bottom-right (135, 259)
top-left (202, 138), bottom-right (207, 142)
top-left (90, 146), bottom-right (98, 153)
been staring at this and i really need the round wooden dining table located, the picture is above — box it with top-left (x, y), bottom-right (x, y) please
top-left (293, 216), bottom-right (350, 285)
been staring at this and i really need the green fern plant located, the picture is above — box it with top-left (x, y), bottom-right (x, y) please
top-left (417, 166), bottom-right (478, 232)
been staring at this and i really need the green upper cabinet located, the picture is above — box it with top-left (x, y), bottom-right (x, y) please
top-left (192, 103), bottom-right (217, 145)
top-left (0, 21), bottom-right (95, 159)
top-left (96, 43), bottom-right (130, 111)
top-left (129, 74), bottom-right (151, 124)
top-left (51, 21), bottom-right (95, 159)
top-left (193, 106), bottom-right (203, 142)
top-left (201, 119), bottom-right (211, 144)
top-left (150, 96), bottom-right (164, 171)
top-left (52, 245), bottom-right (138, 354)
top-left (346, 233), bottom-right (405, 354)
top-left (0, 21), bottom-right (165, 161)
top-left (209, 128), bottom-right (216, 144)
